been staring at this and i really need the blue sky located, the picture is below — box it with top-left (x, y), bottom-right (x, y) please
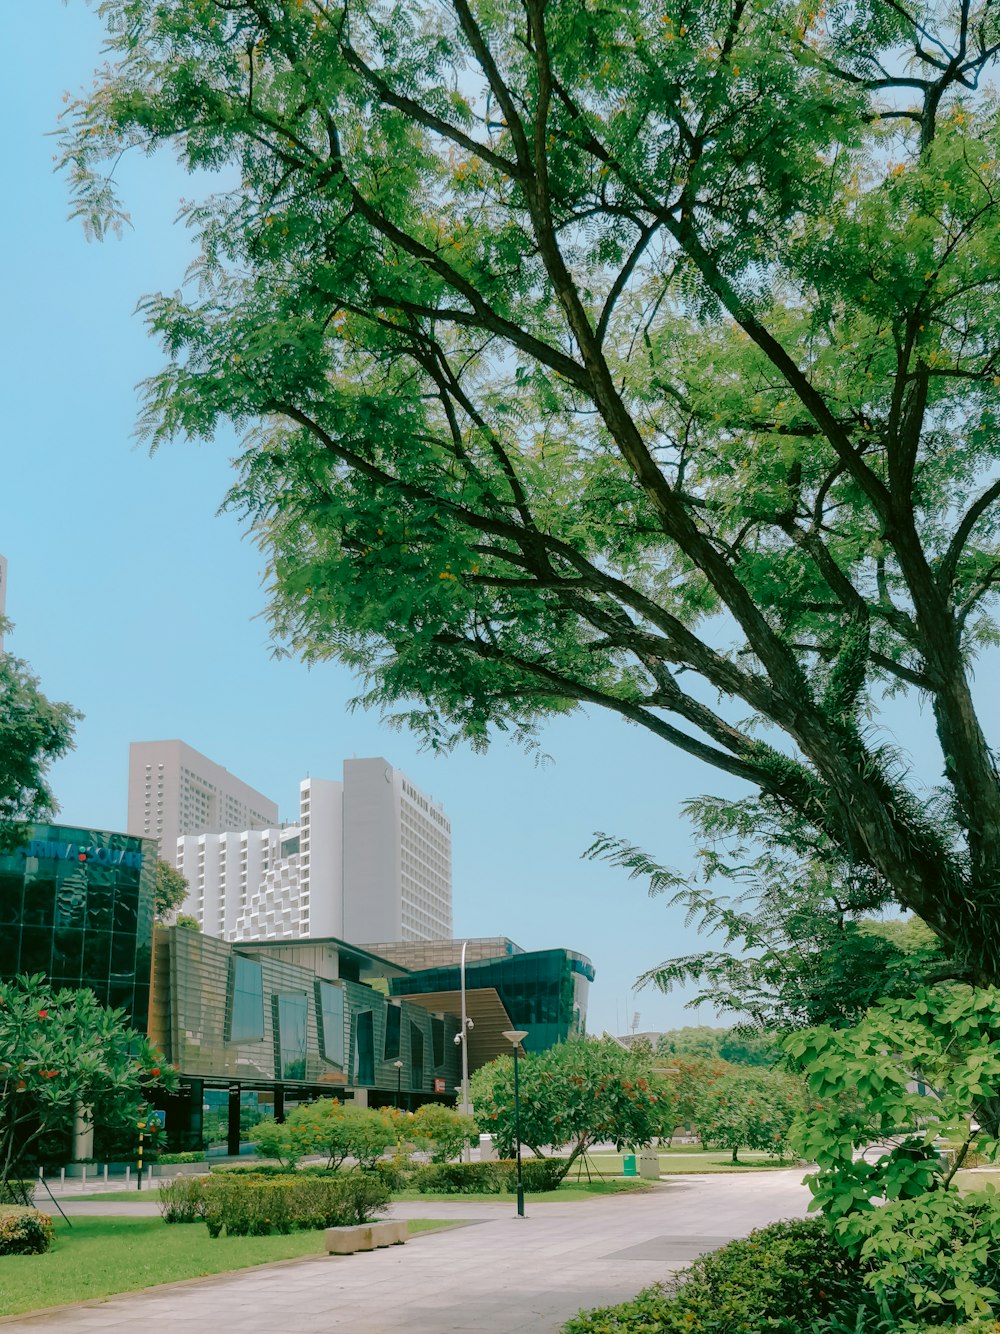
top-left (1, 2), bottom-right (975, 1038)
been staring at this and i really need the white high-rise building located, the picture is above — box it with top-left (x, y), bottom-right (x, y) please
top-left (127, 740), bottom-right (278, 857)
top-left (175, 758), bottom-right (452, 944)
top-left (343, 757), bottom-right (452, 942)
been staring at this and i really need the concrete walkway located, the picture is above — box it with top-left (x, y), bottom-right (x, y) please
top-left (3, 1172), bottom-right (811, 1334)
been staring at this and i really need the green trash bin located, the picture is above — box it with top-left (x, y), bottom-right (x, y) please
top-left (622, 1153), bottom-right (637, 1177)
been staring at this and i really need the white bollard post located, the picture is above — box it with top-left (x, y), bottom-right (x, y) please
top-left (125, 1166), bottom-right (131, 1187)
top-left (60, 1168), bottom-right (66, 1188)
top-left (81, 1165), bottom-right (87, 1190)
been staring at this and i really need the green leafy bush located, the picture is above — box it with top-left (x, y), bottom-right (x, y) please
top-left (158, 1176), bottom-right (206, 1224)
top-left (786, 987), bottom-right (1000, 1327)
top-left (251, 1117), bottom-right (301, 1170)
top-left (201, 1172), bottom-right (391, 1237)
top-left (563, 1218), bottom-right (865, 1333)
top-left (157, 1151), bottom-right (205, 1165)
top-left (410, 1104), bottom-right (479, 1163)
top-left (0, 1206), bottom-right (53, 1256)
top-left (411, 1158), bottom-right (569, 1194)
top-left (0, 1181), bottom-right (35, 1206)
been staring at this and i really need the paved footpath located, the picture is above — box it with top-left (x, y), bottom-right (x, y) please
top-left (3, 1172), bottom-right (810, 1334)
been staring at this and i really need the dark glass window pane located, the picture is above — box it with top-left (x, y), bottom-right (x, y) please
top-left (0, 874), bottom-right (24, 927)
top-left (19, 925), bottom-right (52, 973)
top-left (355, 1011), bottom-right (375, 1086)
top-left (85, 884), bottom-right (114, 931)
top-left (111, 931), bottom-right (136, 972)
top-left (0, 925), bottom-right (19, 974)
top-left (52, 929), bottom-right (85, 980)
top-left (383, 1004), bottom-right (401, 1060)
top-left (83, 929), bottom-right (112, 982)
top-left (409, 1022), bottom-right (424, 1090)
top-left (431, 1017), bottom-right (445, 1069)
top-left (54, 872), bottom-right (88, 929)
top-left (113, 889), bottom-right (138, 934)
top-left (229, 955), bottom-right (265, 1042)
top-left (273, 993), bottom-right (308, 1080)
top-left (316, 980), bottom-right (345, 1066)
top-left (21, 877), bottom-right (56, 927)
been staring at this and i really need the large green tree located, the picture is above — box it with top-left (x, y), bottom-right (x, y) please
top-left (0, 975), bottom-right (175, 1199)
top-left (64, 1), bottom-right (1000, 980)
top-left (470, 1036), bottom-right (667, 1170)
top-left (0, 636), bottom-right (79, 848)
top-left (595, 801), bottom-right (954, 1028)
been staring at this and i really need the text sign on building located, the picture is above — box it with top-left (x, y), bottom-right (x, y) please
top-left (19, 838), bottom-right (144, 870)
top-left (433, 1077), bottom-right (446, 1094)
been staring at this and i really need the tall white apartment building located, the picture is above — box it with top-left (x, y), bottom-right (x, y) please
top-left (343, 757), bottom-right (452, 942)
top-left (127, 740), bottom-right (279, 857)
top-left (176, 758), bottom-right (452, 944)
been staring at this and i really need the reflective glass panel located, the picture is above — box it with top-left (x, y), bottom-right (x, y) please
top-left (316, 979), bottom-right (345, 1066)
top-left (274, 992), bottom-right (309, 1080)
top-left (384, 1003), bottom-right (401, 1060)
top-left (355, 1010), bottom-right (375, 1085)
top-left (229, 954), bottom-right (265, 1043)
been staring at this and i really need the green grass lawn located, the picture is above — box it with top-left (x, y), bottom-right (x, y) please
top-left (0, 1215), bottom-right (457, 1318)
top-left (76, 1177), bottom-right (652, 1206)
top-left (579, 1148), bottom-right (801, 1175)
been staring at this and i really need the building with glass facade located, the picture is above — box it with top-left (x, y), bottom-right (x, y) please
top-left (390, 948), bottom-right (595, 1053)
top-left (0, 823), bottom-right (156, 1030)
top-left (149, 930), bottom-right (594, 1154)
top-left (150, 927), bottom-right (466, 1153)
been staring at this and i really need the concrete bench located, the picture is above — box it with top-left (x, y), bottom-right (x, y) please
top-left (324, 1220), bottom-right (407, 1254)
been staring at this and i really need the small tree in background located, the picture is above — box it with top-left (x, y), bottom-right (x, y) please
top-left (0, 641), bottom-right (79, 850)
top-left (410, 1103), bottom-right (479, 1163)
top-left (0, 974), bottom-right (175, 1198)
top-left (154, 859), bottom-right (190, 922)
top-left (471, 1037), bottom-right (665, 1175)
top-left (280, 1100), bottom-right (393, 1171)
top-left (695, 1066), bottom-right (802, 1163)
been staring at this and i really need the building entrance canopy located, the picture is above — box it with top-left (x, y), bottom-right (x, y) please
top-left (395, 986), bottom-right (513, 1074)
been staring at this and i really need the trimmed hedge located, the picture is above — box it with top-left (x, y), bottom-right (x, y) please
top-left (411, 1158), bottom-right (569, 1194)
top-left (157, 1151), bottom-right (206, 1165)
top-left (563, 1218), bottom-right (866, 1333)
top-left (158, 1176), bottom-right (206, 1223)
top-left (200, 1172), bottom-right (391, 1237)
top-left (0, 1206), bottom-right (53, 1256)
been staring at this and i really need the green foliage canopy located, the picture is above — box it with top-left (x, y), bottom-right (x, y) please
top-left (62, 0), bottom-right (1000, 982)
top-left (787, 987), bottom-right (1000, 1326)
top-left (0, 975), bottom-right (175, 1198)
top-left (470, 1036), bottom-right (666, 1169)
top-left (0, 641), bottom-right (79, 848)
top-left (409, 1102), bottom-right (479, 1163)
top-left (153, 859), bottom-right (190, 921)
top-left (694, 1065), bottom-right (802, 1162)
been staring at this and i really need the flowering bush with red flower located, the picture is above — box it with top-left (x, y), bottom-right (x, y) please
top-left (0, 974), bottom-right (175, 1200)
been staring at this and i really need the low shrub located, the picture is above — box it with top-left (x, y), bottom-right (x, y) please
top-left (0, 1206), bottom-right (53, 1256)
top-left (202, 1172), bottom-right (391, 1237)
top-left (0, 1181), bottom-right (35, 1206)
top-left (411, 1158), bottom-right (569, 1194)
top-left (158, 1176), bottom-right (206, 1223)
top-left (209, 1163), bottom-right (292, 1177)
top-left (563, 1218), bottom-right (866, 1333)
top-left (157, 1151), bottom-right (205, 1165)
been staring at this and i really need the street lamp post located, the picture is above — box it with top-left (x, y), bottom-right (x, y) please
top-left (457, 940), bottom-right (474, 1161)
top-left (394, 1059), bottom-right (404, 1110)
top-left (502, 1029), bottom-right (529, 1218)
